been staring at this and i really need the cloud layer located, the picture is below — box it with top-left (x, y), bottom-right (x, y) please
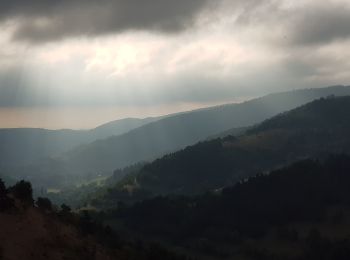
top-left (0, 0), bottom-right (215, 43)
top-left (0, 0), bottom-right (350, 128)
top-left (289, 3), bottom-right (350, 46)
top-left (1, 0), bottom-right (350, 46)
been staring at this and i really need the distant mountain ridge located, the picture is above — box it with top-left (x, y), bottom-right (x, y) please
top-left (7, 85), bottom-right (350, 188)
top-left (93, 96), bottom-right (350, 204)
top-left (0, 116), bottom-right (162, 169)
top-left (89, 116), bottom-right (163, 140)
top-left (61, 85), bottom-right (350, 172)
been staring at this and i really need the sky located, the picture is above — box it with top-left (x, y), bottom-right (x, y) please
top-left (0, 0), bottom-right (350, 129)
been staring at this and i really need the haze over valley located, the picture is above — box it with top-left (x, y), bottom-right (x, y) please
top-left (1, 0), bottom-right (350, 259)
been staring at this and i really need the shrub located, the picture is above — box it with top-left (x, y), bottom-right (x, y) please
top-left (0, 178), bottom-right (6, 197)
top-left (0, 196), bottom-right (14, 212)
top-left (11, 180), bottom-right (33, 203)
top-left (61, 204), bottom-right (71, 213)
top-left (36, 197), bottom-right (52, 211)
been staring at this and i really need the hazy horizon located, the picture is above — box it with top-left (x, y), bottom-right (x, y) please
top-left (0, 97), bottom-right (252, 129)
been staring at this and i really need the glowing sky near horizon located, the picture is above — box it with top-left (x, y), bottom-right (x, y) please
top-left (0, 0), bottom-right (350, 129)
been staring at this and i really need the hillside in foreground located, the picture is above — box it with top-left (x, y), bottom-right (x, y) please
top-left (101, 155), bottom-right (350, 260)
top-left (0, 180), bottom-right (191, 260)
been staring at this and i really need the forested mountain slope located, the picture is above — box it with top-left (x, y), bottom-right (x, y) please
top-left (95, 96), bottom-right (350, 204)
top-left (62, 85), bottom-right (350, 175)
top-left (104, 155), bottom-right (350, 259)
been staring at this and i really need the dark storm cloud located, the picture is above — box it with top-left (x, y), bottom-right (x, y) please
top-left (0, 0), bottom-right (213, 43)
top-left (289, 4), bottom-right (350, 46)
top-left (2, 0), bottom-right (349, 46)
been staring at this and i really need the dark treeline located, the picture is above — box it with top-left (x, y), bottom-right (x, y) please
top-left (248, 95), bottom-right (350, 134)
top-left (101, 154), bottom-right (350, 259)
